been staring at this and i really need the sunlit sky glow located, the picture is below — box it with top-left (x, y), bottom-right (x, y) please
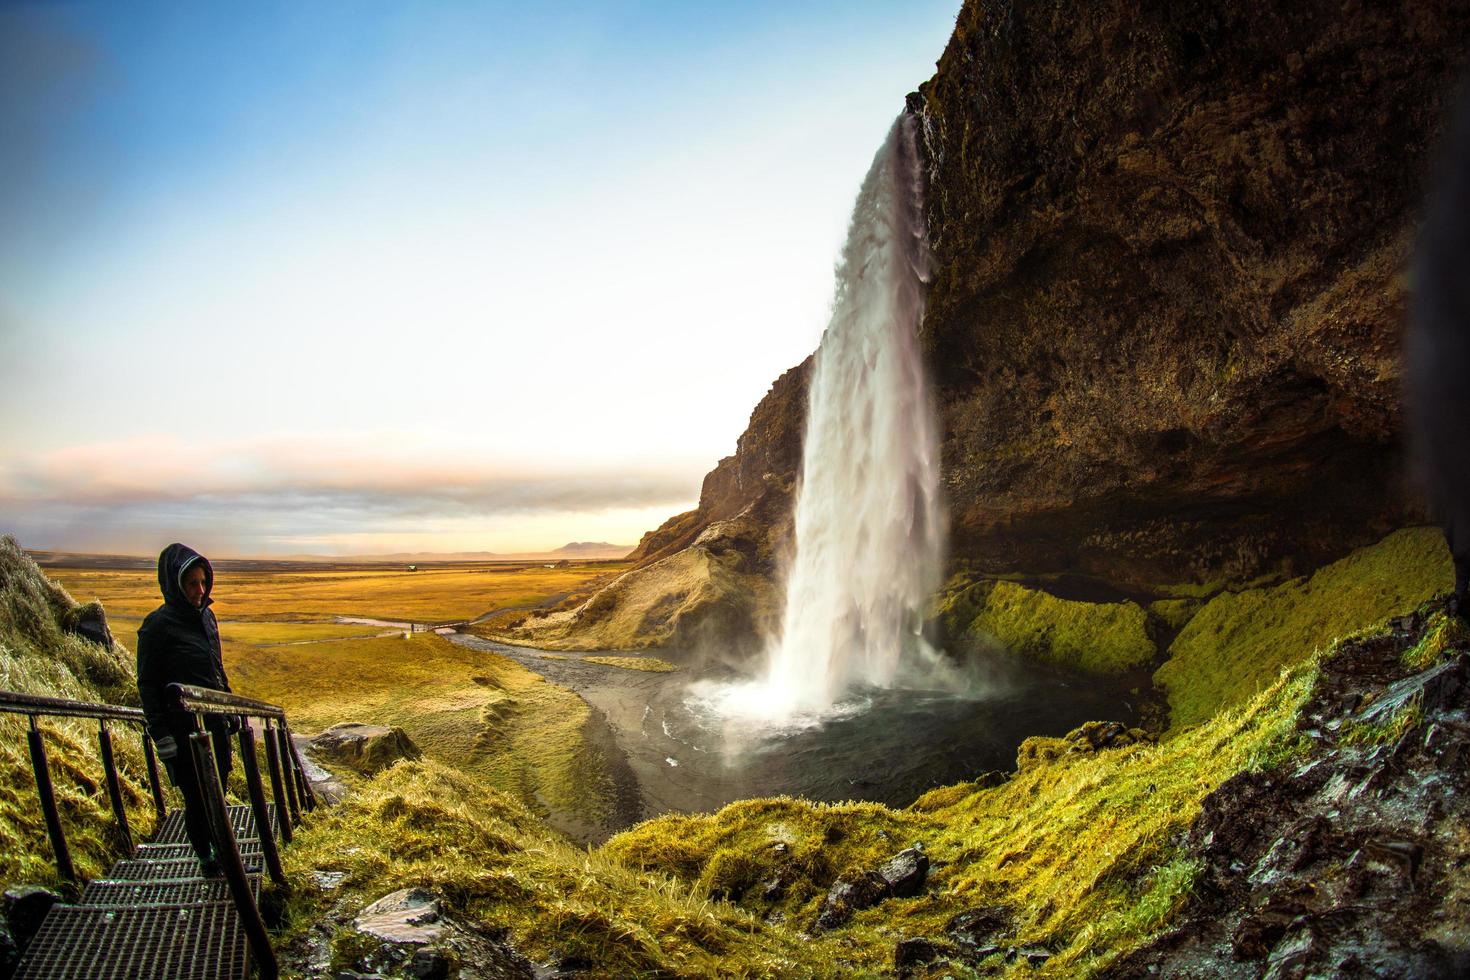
top-left (1, 0), bottom-right (959, 557)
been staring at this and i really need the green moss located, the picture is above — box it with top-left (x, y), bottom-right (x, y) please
top-left (1402, 612), bottom-right (1470, 671)
top-left (282, 760), bottom-right (809, 978)
top-left (1155, 527), bottom-right (1452, 729)
top-left (1147, 598), bottom-right (1201, 634)
top-left (941, 579), bottom-right (1155, 674)
top-left (604, 796), bottom-right (929, 924)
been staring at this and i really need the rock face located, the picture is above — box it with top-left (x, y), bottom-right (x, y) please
top-left (628, 358), bottom-right (810, 567)
top-left (914, 0), bottom-right (1470, 590)
top-left (814, 846), bottom-right (931, 929)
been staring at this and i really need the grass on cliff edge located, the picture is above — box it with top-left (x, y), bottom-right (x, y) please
top-left (1156, 526), bottom-right (1451, 728)
top-left (281, 760), bottom-right (812, 978)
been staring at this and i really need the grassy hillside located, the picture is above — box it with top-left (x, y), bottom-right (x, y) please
top-left (8, 528), bottom-right (1456, 976)
top-left (227, 632), bottom-right (622, 834)
top-left (0, 536), bottom-right (160, 889)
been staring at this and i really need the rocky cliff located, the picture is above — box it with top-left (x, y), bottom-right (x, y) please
top-left (505, 0), bottom-right (1470, 652)
top-left (916, 0), bottom-right (1470, 590)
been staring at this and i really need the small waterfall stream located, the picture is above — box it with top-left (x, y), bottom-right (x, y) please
top-left (701, 111), bottom-right (961, 725)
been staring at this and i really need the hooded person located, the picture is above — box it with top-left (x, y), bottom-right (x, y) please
top-left (137, 543), bottom-right (237, 875)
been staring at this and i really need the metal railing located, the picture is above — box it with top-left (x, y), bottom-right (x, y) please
top-left (1, 686), bottom-right (318, 979)
top-left (0, 691), bottom-right (162, 881)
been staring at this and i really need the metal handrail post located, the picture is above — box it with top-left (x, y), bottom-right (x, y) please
top-left (237, 726), bottom-right (286, 886)
top-left (143, 733), bottom-right (167, 824)
top-left (282, 724), bottom-right (317, 811)
top-left (97, 720), bottom-right (134, 854)
top-left (189, 729), bottom-right (278, 980)
top-left (261, 720), bottom-right (292, 843)
top-left (273, 725), bottom-right (301, 824)
top-left (25, 716), bottom-right (75, 882)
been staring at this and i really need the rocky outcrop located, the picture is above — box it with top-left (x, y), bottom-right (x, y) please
top-left (1108, 609), bottom-right (1470, 978)
top-left (307, 723), bottom-right (422, 775)
top-left (626, 358), bottom-right (810, 567)
top-left (298, 886), bottom-right (534, 980)
top-left (497, 472), bottom-right (794, 654)
top-left (814, 846), bottom-right (930, 930)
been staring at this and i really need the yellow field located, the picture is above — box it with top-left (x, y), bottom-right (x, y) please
top-left (48, 561), bottom-right (629, 626)
top-left (42, 560), bottom-right (629, 833)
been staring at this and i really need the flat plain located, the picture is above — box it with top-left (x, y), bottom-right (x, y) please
top-left (41, 557), bottom-right (632, 837)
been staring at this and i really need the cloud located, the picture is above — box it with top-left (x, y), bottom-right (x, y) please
top-left (0, 433), bottom-right (704, 554)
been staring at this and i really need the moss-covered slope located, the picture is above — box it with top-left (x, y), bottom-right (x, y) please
top-left (0, 536), bottom-right (155, 889)
top-left (1156, 526), bottom-right (1451, 727)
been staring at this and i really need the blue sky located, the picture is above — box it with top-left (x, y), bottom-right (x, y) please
top-left (0, 0), bottom-right (960, 556)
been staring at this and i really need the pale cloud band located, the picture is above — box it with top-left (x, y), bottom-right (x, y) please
top-left (1, 434), bottom-right (703, 556)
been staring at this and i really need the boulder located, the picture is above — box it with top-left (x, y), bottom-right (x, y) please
top-left (308, 723), bottom-right (422, 775)
top-left (894, 937), bottom-right (955, 971)
top-left (353, 888), bottom-right (444, 948)
top-left (816, 847), bottom-right (932, 930)
top-left (877, 847), bottom-right (930, 898)
top-left (3, 886), bottom-right (59, 954)
top-left (814, 870), bottom-right (890, 930)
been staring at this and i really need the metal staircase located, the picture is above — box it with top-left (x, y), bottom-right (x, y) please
top-left (2, 686), bottom-right (316, 979)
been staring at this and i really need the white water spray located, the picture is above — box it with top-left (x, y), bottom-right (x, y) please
top-left (698, 112), bottom-right (956, 726)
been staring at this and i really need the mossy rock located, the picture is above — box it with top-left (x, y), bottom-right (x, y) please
top-left (940, 579), bottom-right (1155, 674)
top-left (1155, 527), bottom-right (1452, 729)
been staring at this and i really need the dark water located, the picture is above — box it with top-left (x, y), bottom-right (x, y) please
top-left (638, 662), bottom-right (1137, 813)
top-left (450, 634), bottom-right (1138, 835)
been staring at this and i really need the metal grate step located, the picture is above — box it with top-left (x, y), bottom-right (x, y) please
top-left (151, 804), bottom-right (276, 846)
top-left (13, 902), bottom-right (248, 979)
top-left (135, 839), bottom-right (263, 862)
top-left (80, 877), bottom-right (256, 908)
top-left (107, 855), bottom-right (264, 881)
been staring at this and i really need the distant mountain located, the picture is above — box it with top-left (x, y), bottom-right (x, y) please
top-left (553, 542), bottom-right (631, 557)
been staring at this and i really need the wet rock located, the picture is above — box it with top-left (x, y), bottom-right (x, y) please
top-left (878, 847), bottom-right (930, 897)
top-left (946, 905), bottom-right (1012, 953)
top-left (292, 734), bottom-right (349, 803)
top-left (1231, 897), bottom-right (1308, 960)
top-left (1107, 614), bottom-right (1470, 979)
top-left (408, 947), bottom-right (450, 979)
top-left (354, 888), bottom-right (443, 945)
top-left (313, 870), bottom-right (347, 891)
top-left (2, 886), bottom-right (59, 953)
top-left (309, 723), bottom-right (423, 775)
top-left (1008, 946), bottom-right (1054, 967)
top-left (815, 871), bottom-right (890, 930)
top-left (894, 936), bottom-right (955, 971)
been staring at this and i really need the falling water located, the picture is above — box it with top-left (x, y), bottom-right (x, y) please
top-left (699, 111), bottom-right (957, 726)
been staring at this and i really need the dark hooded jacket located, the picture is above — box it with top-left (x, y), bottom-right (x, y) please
top-left (137, 543), bottom-right (231, 742)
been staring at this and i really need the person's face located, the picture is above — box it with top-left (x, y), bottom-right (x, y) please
top-left (182, 565), bottom-right (208, 608)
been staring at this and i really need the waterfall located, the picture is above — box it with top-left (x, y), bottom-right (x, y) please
top-left (700, 111), bottom-right (956, 725)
